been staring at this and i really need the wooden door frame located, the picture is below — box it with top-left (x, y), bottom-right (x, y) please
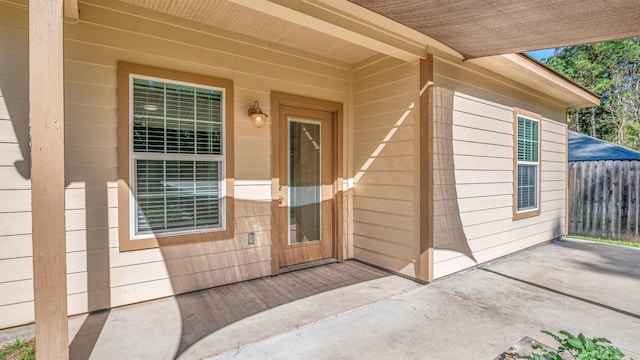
top-left (270, 92), bottom-right (344, 275)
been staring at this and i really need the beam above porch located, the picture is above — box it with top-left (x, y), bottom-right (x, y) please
top-left (228, 0), bottom-right (429, 62)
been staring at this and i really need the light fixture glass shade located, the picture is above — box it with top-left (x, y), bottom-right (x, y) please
top-left (248, 101), bottom-right (268, 128)
top-left (250, 113), bottom-right (267, 128)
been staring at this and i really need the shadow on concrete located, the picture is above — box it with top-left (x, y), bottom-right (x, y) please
top-left (69, 309), bottom-right (111, 360)
top-left (480, 267), bottom-right (640, 320)
top-left (173, 260), bottom-right (388, 357)
top-left (558, 239), bottom-right (640, 282)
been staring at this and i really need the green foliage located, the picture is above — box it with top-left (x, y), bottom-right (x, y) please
top-left (543, 37), bottom-right (640, 149)
top-left (0, 338), bottom-right (35, 360)
top-left (568, 235), bottom-right (640, 248)
top-left (528, 330), bottom-right (627, 360)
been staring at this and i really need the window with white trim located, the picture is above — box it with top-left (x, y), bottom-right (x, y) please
top-left (117, 62), bottom-right (234, 251)
top-left (514, 112), bottom-right (541, 217)
top-left (131, 76), bottom-right (225, 237)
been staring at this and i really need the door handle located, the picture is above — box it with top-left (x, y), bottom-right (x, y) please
top-left (278, 195), bottom-right (284, 205)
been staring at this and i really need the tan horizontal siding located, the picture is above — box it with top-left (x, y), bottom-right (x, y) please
top-left (0, 119), bottom-right (26, 143)
top-left (0, 212), bottom-right (30, 237)
top-left (0, 0), bottom-right (349, 328)
top-left (0, 190), bottom-right (30, 213)
top-left (458, 207), bottom-right (513, 227)
top-left (449, 155), bottom-right (512, 171)
top-left (355, 170), bottom-right (418, 186)
top-left (443, 169), bottom-right (513, 184)
top-left (353, 209), bottom-right (418, 230)
top-left (353, 57), bottom-right (416, 89)
top-left (354, 154), bottom-right (419, 173)
top-left (453, 183), bottom-right (511, 198)
top-left (354, 79), bottom-right (417, 106)
top-left (353, 140), bottom-right (418, 158)
top-left (449, 140), bottom-right (512, 159)
top-left (168, 260), bottom-right (272, 295)
top-left (0, 302), bottom-right (33, 330)
top-left (353, 96), bottom-right (418, 119)
top-left (354, 196), bottom-right (418, 217)
top-left (0, 234), bottom-right (31, 259)
top-left (0, 95), bottom-right (27, 122)
top-left (0, 256), bottom-right (31, 283)
top-left (464, 208), bottom-right (565, 242)
top-left (65, 103), bottom-right (117, 128)
top-left (0, 47), bottom-right (27, 76)
top-left (455, 195), bottom-right (513, 213)
top-left (452, 110), bottom-right (512, 134)
top-left (451, 93), bottom-right (512, 122)
top-left (434, 228), bottom-right (561, 278)
top-left (352, 56), bottom-right (420, 279)
top-left (432, 55), bottom-right (568, 280)
top-left (0, 279), bottom-right (32, 307)
top-left (452, 125), bottom-right (512, 146)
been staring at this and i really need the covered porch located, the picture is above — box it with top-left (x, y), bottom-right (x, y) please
top-left (2, 239), bottom-right (639, 358)
top-left (15, 0), bottom-right (639, 358)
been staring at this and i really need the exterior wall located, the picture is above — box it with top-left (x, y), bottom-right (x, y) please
top-left (432, 56), bottom-right (568, 279)
top-left (0, 4), bottom-right (33, 329)
top-left (0, 0), bottom-right (581, 329)
top-left (351, 55), bottom-right (421, 278)
top-left (0, 1), bottom-right (349, 328)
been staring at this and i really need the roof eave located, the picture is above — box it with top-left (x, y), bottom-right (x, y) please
top-left (469, 53), bottom-right (600, 109)
top-left (228, 0), bottom-right (464, 62)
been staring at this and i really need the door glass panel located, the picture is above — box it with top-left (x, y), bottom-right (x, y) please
top-left (288, 119), bottom-right (322, 244)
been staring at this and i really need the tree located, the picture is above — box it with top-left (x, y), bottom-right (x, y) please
top-left (542, 38), bottom-right (640, 148)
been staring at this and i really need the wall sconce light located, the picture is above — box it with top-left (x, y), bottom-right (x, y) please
top-left (248, 101), bottom-right (268, 128)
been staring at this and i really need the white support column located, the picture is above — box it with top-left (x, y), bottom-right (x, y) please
top-left (29, 0), bottom-right (69, 359)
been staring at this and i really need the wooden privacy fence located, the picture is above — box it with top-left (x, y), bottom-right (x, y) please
top-left (568, 160), bottom-right (640, 241)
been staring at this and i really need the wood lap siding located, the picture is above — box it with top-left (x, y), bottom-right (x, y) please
top-left (0, 3), bottom-right (33, 327)
top-left (432, 58), bottom-right (568, 279)
top-left (0, 1), bottom-right (349, 328)
top-left (352, 56), bottom-right (421, 278)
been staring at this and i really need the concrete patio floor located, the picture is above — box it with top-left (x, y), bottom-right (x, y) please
top-left (1, 238), bottom-right (639, 359)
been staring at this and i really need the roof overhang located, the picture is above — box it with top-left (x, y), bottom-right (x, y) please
top-left (469, 53), bottom-right (600, 109)
top-left (61, 0), bottom-right (603, 108)
top-left (227, 0), bottom-right (462, 62)
top-left (349, 0), bottom-right (640, 59)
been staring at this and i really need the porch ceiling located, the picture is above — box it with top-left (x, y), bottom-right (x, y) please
top-left (117, 0), bottom-right (379, 64)
top-left (348, 0), bottom-right (640, 58)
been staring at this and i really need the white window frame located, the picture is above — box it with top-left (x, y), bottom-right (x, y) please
top-left (513, 109), bottom-right (542, 220)
top-left (128, 74), bottom-right (227, 240)
top-left (117, 62), bottom-right (234, 251)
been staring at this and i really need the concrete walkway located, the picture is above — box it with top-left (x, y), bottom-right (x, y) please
top-left (2, 238), bottom-right (639, 359)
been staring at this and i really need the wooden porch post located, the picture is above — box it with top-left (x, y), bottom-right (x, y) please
top-left (418, 55), bottom-right (434, 282)
top-left (29, 0), bottom-right (69, 359)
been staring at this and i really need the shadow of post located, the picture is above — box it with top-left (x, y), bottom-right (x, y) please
top-left (69, 309), bottom-right (110, 360)
top-left (66, 170), bottom-right (113, 358)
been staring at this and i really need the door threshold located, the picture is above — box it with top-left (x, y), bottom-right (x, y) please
top-left (279, 258), bottom-right (338, 274)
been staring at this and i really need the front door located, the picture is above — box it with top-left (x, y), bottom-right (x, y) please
top-left (277, 105), bottom-right (334, 267)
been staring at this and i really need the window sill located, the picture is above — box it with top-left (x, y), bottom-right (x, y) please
top-left (512, 208), bottom-right (541, 221)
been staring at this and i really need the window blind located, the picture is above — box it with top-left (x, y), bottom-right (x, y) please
top-left (131, 77), bottom-right (224, 236)
top-left (516, 116), bottom-right (539, 212)
top-left (517, 116), bottom-right (539, 162)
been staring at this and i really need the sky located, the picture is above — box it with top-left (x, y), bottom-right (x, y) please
top-left (526, 48), bottom-right (556, 60)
